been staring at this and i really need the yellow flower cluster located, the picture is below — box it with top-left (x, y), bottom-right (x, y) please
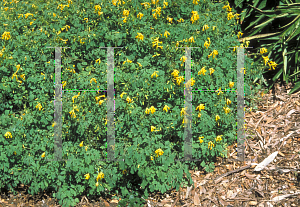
top-left (155, 148), bottom-right (164, 157)
top-left (94, 5), bottom-right (103, 16)
top-left (163, 105), bottom-right (170, 112)
top-left (204, 37), bottom-right (210, 49)
top-left (151, 71), bottom-right (159, 78)
top-left (152, 37), bottom-right (163, 50)
top-left (145, 106), bottom-right (156, 114)
top-left (72, 92), bottom-right (80, 103)
top-left (199, 136), bottom-right (204, 143)
top-left (141, 2), bottom-right (151, 10)
top-left (215, 135), bottom-right (223, 142)
top-left (135, 33), bottom-right (144, 41)
top-left (35, 103), bottom-right (43, 111)
top-left (202, 25), bottom-right (209, 31)
top-left (208, 50), bottom-right (218, 59)
top-left (137, 12), bottom-right (144, 19)
top-left (112, 0), bottom-right (125, 6)
top-left (122, 9), bottom-right (130, 23)
top-left (11, 65), bottom-right (25, 85)
top-left (2, 31), bottom-right (11, 40)
top-left (208, 141), bottom-right (215, 150)
top-left (260, 47), bottom-right (278, 70)
top-left (152, 7), bottom-right (162, 19)
top-left (69, 105), bottom-right (79, 118)
top-left (4, 132), bottom-right (12, 138)
top-left (191, 11), bottom-right (199, 24)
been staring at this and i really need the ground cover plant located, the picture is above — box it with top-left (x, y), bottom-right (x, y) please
top-left (1, 0), bottom-right (266, 206)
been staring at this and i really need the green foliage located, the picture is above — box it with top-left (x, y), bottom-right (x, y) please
top-left (0, 0), bottom-right (263, 206)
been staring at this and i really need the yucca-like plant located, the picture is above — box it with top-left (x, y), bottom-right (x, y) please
top-left (228, 0), bottom-right (300, 94)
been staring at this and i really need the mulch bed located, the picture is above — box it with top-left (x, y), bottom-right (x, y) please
top-left (1, 80), bottom-right (300, 207)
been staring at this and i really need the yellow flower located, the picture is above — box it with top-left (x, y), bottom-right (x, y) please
top-left (208, 141), bottom-right (215, 150)
top-left (216, 87), bottom-right (223, 95)
top-left (24, 13), bottom-right (33, 19)
top-left (149, 106), bottom-right (156, 114)
top-left (150, 156), bottom-right (154, 160)
top-left (141, 2), bottom-right (151, 10)
top-left (13, 151), bottom-right (17, 155)
top-left (223, 107), bottom-right (231, 114)
top-left (209, 68), bottom-right (215, 75)
top-left (137, 12), bottom-right (144, 19)
top-left (260, 47), bottom-right (267, 55)
top-left (196, 104), bottom-right (205, 111)
top-left (229, 81), bottom-right (234, 88)
top-left (41, 152), bottom-right (45, 158)
top-left (216, 135), bottom-right (223, 142)
top-left (95, 182), bottom-right (99, 187)
top-left (227, 12), bottom-right (235, 20)
top-left (177, 18), bottom-right (184, 23)
top-left (112, 0), bottom-right (122, 6)
top-left (120, 92), bottom-right (127, 98)
top-left (19, 74), bottom-right (25, 80)
top-left (155, 148), bottom-right (164, 157)
top-left (191, 11), bottom-right (199, 24)
top-left (2, 32), bottom-right (11, 41)
top-left (215, 115), bottom-right (220, 121)
top-left (123, 9), bottom-right (129, 16)
top-left (202, 24), bottom-right (209, 31)
top-left (163, 105), bottom-right (170, 112)
top-left (164, 31), bottom-right (170, 38)
top-left (122, 169), bottom-right (127, 174)
top-left (90, 78), bottom-right (97, 84)
top-left (198, 66), bottom-right (207, 76)
top-left (72, 92), bottom-right (80, 103)
top-left (222, 4), bottom-right (232, 12)
top-left (198, 112), bottom-right (201, 118)
top-left (152, 7), bottom-right (162, 19)
top-left (268, 61), bottom-right (278, 70)
top-left (4, 132), bottom-right (12, 138)
top-left (163, 0), bottom-right (168, 8)
top-left (180, 107), bottom-right (187, 117)
top-left (171, 69), bottom-right (179, 77)
top-left (199, 136), bottom-right (204, 143)
top-left (185, 77), bottom-right (195, 87)
top-left (126, 96), bottom-right (133, 103)
top-left (79, 141), bottom-right (84, 147)
top-left (204, 38), bottom-right (210, 49)
top-left (151, 126), bottom-right (156, 132)
top-left (226, 98), bottom-right (232, 105)
top-left (175, 76), bottom-right (184, 85)
top-left (151, 71), bottom-right (159, 78)
top-left (135, 33), bottom-right (144, 41)
top-left (193, 0), bottom-right (200, 5)
top-left (85, 146), bottom-right (88, 151)
top-left (84, 173), bottom-right (90, 180)
top-left (152, 37), bottom-right (163, 50)
top-left (180, 56), bottom-right (187, 66)
top-left (96, 172), bottom-right (104, 181)
top-left (262, 56), bottom-right (269, 66)
top-left (210, 50), bottom-right (218, 59)
top-left (189, 36), bottom-right (195, 43)
top-left (237, 31), bottom-right (243, 39)
top-left (212, 26), bottom-right (216, 31)
top-left (167, 16), bottom-right (173, 23)
top-left (35, 103), bottom-right (42, 111)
